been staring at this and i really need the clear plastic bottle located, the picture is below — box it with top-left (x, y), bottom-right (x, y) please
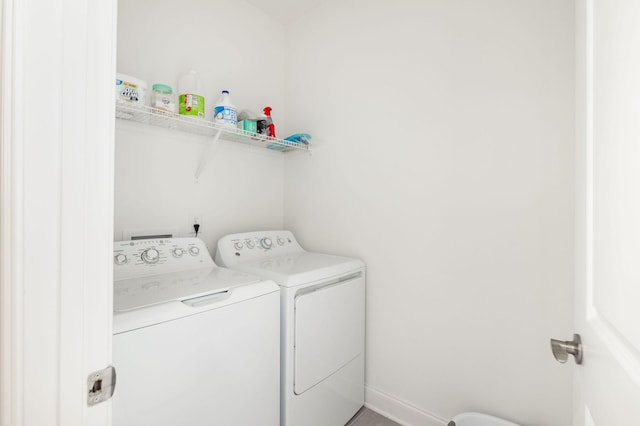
top-left (213, 90), bottom-right (237, 128)
top-left (178, 70), bottom-right (205, 118)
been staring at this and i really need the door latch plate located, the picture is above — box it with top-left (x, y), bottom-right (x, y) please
top-left (87, 365), bottom-right (116, 406)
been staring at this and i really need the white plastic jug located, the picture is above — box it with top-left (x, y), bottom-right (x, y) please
top-left (213, 90), bottom-right (237, 128)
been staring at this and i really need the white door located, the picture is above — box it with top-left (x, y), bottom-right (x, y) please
top-left (573, 0), bottom-right (640, 424)
top-left (0, 0), bottom-right (117, 424)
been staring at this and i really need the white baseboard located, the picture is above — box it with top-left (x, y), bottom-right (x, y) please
top-left (364, 385), bottom-right (448, 426)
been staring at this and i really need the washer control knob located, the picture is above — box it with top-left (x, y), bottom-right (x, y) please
top-left (277, 237), bottom-right (285, 246)
top-left (245, 240), bottom-right (255, 249)
top-left (189, 246), bottom-right (200, 256)
top-left (260, 237), bottom-right (273, 250)
top-left (234, 242), bottom-right (244, 251)
top-left (141, 248), bottom-right (160, 264)
top-left (172, 248), bottom-right (184, 258)
top-left (114, 254), bottom-right (127, 265)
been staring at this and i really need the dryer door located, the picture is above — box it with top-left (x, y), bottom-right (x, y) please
top-left (294, 272), bottom-right (365, 395)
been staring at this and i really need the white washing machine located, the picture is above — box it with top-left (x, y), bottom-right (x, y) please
top-left (215, 230), bottom-right (365, 426)
top-left (112, 237), bottom-right (280, 426)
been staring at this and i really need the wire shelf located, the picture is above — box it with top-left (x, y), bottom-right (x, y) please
top-left (115, 101), bottom-right (311, 154)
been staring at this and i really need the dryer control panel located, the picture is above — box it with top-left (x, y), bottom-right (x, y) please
top-left (215, 230), bottom-right (304, 264)
top-left (114, 238), bottom-right (214, 280)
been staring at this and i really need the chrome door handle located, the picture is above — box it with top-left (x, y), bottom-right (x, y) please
top-left (550, 333), bottom-right (582, 365)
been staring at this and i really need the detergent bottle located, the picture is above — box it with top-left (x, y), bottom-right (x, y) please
top-left (214, 90), bottom-right (238, 128)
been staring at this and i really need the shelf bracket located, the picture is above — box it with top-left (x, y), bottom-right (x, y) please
top-left (194, 129), bottom-right (222, 181)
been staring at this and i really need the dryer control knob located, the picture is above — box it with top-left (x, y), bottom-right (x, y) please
top-left (234, 242), bottom-right (244, 251)
top-left (172, 248), bottom-right (184, 258)
top-left (141, 248), bottom-right (160, 264)
top-left (114, 254), bottom-right (127, 265)
top-left (277, 237), bottom-right (285, 246)
top-left (245, 240), bottom-right (255, 249)
top-left (189, 246), bottom-right (200, 256)
top-left (260, 237), bottom-right (273, 249)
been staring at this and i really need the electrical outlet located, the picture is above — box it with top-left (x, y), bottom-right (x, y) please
top-left (190, 211), bottom-right (202, 225)
top-left (189, 211), bottom-right (203, 237)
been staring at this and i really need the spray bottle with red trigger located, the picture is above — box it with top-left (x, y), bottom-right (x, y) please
top-left (263, 106), bottom-right (275, 137)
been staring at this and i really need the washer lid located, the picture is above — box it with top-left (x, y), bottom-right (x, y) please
top-left (233, 252), bottom-right (364, 287)
top-left (113, 266), bottom-right (261, 312)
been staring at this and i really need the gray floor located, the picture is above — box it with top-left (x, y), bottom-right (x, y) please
top-left (346, 407), bottom-right (402, 426)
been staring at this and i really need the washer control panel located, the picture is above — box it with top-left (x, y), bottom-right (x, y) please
top-left (114, 237), bottom-right (214, 280)
top-left (215, 230), bottom-right (305, 265)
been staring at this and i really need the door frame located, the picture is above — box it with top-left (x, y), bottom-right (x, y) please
top-left (1, 0), bottom-right (23, 423)
top-left (0, 0), bottom-right (117, 424)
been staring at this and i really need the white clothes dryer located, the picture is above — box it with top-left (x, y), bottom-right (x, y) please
top-left (112, 237), bottom-right (280, 426)
top-left (215, 230), bottom-right (365, 426)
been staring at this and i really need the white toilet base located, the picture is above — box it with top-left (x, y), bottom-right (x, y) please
top-left (449, 412), bottom-right (521, 426)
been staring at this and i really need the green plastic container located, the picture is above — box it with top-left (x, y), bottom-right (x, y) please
top-left (178, 70), bottom-right (205, 117)
top-left (179, 94), bottom-right (205, 117)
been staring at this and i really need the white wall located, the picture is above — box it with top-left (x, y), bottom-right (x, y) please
top-left (283, 1), bottom-right (575, 425)
top-left (115, 0), bottom-right (287, 251)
